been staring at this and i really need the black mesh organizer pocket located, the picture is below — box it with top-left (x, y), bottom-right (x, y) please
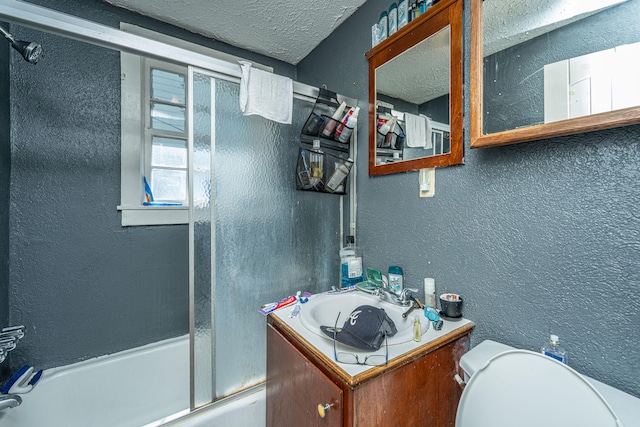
top-left (301, 88), bottom-right (354, 145)
top-left (296, 146), bottom-right (351, 195)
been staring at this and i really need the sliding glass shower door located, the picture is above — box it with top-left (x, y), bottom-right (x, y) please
top-left (189, 69), bottom-right (344, 408)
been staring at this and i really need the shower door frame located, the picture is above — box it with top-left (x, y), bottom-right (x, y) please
top-left (187, 66), bottom-right (359, 409)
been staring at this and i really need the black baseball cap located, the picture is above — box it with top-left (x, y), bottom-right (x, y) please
top-left (320, 305), bottom-right (398, 351)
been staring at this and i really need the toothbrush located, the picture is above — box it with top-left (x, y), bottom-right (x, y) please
top-left (290, 292), bottom-right (302, 318)
top-left (298, 151), bottom-right (312, 189)
top-left (1, 365), bottom-right (43, 394)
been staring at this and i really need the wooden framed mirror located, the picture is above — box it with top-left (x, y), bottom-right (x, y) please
top-left (471, 0), bottom-right (640, 149)
top-left (366, 0), bottom-right (463, 176)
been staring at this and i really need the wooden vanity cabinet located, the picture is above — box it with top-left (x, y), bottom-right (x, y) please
top-left (267, 316), bottom-right (471, 427)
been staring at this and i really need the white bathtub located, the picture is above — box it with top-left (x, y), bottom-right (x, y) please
top-left (0, 335), bottom-right (265, 427)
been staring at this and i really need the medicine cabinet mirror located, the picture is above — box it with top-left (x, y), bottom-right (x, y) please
top-left (366, 0), bottom-right (463, 176)
top-left (470, 0), bottom-right (640, 148)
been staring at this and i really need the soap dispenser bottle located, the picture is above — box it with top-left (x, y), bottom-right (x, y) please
top-left (339, 235), bottom-right (364, 288)
top-left (541, 334), bottom-right (568, 364)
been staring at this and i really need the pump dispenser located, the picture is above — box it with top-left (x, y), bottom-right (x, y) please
top-left (541, 334), bottom-right (568, 364)
top-left (339, 235), bottom-right (364, 288)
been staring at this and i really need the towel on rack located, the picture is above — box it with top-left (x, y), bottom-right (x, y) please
top-left (404, 112), bottom-right (432, 149)
top-left (239, 61), bottom-right (293, 124)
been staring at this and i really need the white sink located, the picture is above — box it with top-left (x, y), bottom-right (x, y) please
top-left (298, 291), bottom-right (429, 346)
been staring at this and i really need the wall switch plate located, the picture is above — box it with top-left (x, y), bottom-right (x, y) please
top-left (419, 168), bottom-right (435, 198)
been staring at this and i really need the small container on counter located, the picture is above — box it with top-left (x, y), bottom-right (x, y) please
top-left (413, 315), bottom-right (421, 342)
top-left (388, 265), bottom-right (403, 294)
top-left (424, 278), bottom-right (436, 308)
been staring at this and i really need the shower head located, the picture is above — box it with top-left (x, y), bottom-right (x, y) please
top-left (0, 25), bottom-right (43, 64)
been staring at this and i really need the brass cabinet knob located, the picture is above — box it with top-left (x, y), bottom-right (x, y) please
top-left (317, 403), bottom-right (333, 418)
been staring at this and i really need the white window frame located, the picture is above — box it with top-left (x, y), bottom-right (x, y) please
top-left (117, 24), bottom-right (274, 226)
top-left (119, 52), bottom-right (190, 226)
top-left (144, 60), bottom-right (189, 205)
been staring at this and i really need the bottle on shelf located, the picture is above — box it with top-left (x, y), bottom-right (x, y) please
top-left (425, 0), bottom-right (434, 11)
top-left (388, 3), bottom-right (398, 36)
top-left (379, 11), bottom-right (388, 42)
top-left (418, 0), bottom-right (426, 15)
top-left (398, 0), bottom-right (408, 28)
top-left (541, 334), bottom-right (568, 364)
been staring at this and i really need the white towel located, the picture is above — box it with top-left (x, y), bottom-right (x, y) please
top-left (239, 61), bottom-right (293, 124)
top-left (404, 112), bottom-right (432, 149)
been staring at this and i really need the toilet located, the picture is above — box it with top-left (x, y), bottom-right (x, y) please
top-left (456, 340), bottom-right (640, 427)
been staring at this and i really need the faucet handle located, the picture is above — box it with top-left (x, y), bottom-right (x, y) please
top-left (400, 288), bottom-right (418, 300)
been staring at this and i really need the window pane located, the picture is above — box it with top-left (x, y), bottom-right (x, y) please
top-left (152, 137), bottom-right (187, 168)
top-left (151, 168), bottom-right (187, 201)
top-left (151, 103), bottom-right (185, 132)
top-left (151, 68), bottom-right (185, 104)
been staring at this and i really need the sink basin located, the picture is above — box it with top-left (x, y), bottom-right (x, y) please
top-left (298, 291), bottom-right (429, 346)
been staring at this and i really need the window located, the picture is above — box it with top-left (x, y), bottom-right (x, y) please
top-left (118, 24), bottom-right (273, 226)
top-left (119, 55), bottom-right (189, 225)
top-left (146, 65), bottom-right (188, 204)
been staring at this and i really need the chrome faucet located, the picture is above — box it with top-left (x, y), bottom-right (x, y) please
top-left (375, 286), bottom-right (418, 307)
top-left (0, 325), bottom-right (25, 364)
top-left (0, 394), bottom-right (22, 411)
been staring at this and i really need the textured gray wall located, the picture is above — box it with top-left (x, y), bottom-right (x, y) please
top-left (8, 25), bottom-right (190, 372)
top-left (6, 0), bottom-right (295, 373)
top-left (298, 0), bottom-right (640, 398)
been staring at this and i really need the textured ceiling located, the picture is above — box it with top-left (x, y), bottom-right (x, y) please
top-left (377, 26), bottom-right (450, 106)
top-left (102, 0), bottom-right (630, 104)
top-left (484, 0), bottom-right (629, 57)
top-left (103, 0), bottom-right (367, 65)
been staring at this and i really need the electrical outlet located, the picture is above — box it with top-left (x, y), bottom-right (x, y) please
top-left (419, 168), bottom-right (435, 198)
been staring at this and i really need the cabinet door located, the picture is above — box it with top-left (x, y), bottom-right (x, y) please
top-left (267, 325), bottom-right (343, 427)
top-left (352, 336), bottom-right (468, 426)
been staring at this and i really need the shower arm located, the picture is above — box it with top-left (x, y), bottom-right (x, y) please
top-left (0, 25), bottom-right (15, 42)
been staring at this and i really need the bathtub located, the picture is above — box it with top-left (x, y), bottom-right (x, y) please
top-left (0, 335), bottom-right (266, 427)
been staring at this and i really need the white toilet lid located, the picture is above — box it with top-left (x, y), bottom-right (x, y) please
top-left (456, 350), bottom-right (623, 427)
